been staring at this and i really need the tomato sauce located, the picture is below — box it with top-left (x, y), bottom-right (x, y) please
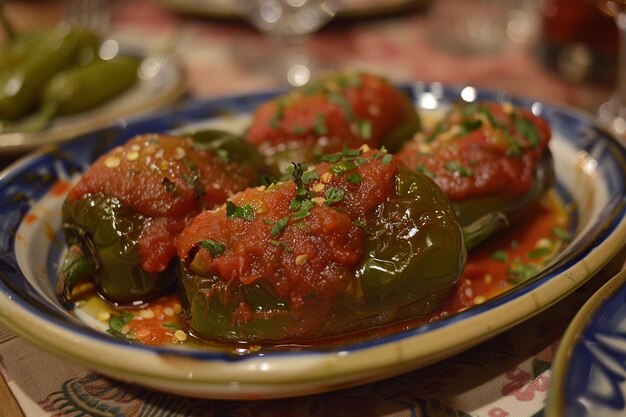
top-left (247, 71), bottom-right (417, 155)
top-left (397, 102), bottom-right (551, 201)
top-left (176, 148), bottom-right (398, 323)
top-left (67, 134), bottom-right (262, 273)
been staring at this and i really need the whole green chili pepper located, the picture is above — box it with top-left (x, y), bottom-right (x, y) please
top-left (7, 55), bottom-right (141, 133)
top-left (44, 55), bottom-right (141, 115)
top-left (0, 25), bottom-right (100, 120)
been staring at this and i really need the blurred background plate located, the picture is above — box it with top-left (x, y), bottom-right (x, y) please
top-left (0, 52), bottom-right (187, 155)
top-left (548, 268), bottom-right (626, 417)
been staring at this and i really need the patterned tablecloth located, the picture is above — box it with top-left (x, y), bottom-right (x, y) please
top-left (0, 1), bottom-right (623, 416)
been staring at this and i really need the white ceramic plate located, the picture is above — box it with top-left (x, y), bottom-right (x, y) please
top-left (0, 52), bottom-right (186, 155)
top-left (547, 268), bottom-right (626, 417)
top-left (0, 83), bottom-right (625, 400)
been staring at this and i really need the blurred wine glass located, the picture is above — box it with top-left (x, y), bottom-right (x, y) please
top-left (239, 0), bottom-right (343, 87)
top-left (597, 0), bottom-right (626, 138)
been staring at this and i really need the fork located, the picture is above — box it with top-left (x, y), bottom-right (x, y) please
top-left (63, 0), bottom-right (112, 35)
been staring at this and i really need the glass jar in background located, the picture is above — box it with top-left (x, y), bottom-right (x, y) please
top-left (538, 0), bottom-right (618, 84)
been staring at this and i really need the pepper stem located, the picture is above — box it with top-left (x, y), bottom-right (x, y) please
top-left (462, 211), bottom-right (509, 251)
top-left (56, 244), bottom-right (96, 308)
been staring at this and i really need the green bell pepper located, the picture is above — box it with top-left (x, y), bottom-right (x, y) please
top-left (176, 148), bottom-right (480, 343)
top-left (57, 195), bottom-right (178, 306)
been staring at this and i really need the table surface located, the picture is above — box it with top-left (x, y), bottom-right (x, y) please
top-left (0, 1), bottom-right (624, 416)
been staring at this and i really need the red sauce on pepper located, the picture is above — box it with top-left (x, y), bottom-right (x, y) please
top-left (397, 102), bottom-right (551, 201)
top-left (247, 72), bottom-right (415, 154)
top-left (116, 188), bottom-right (567, 348)
top-left (176, 149), bottom-right (398, 330)
top-left (68, 134), bottom-right (261, 272)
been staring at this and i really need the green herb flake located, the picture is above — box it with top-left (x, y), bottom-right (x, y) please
top-left (459, 118), bottom-right (483, 136)
top-left (271, 216), bottom-right (290, 236)
top-left (320, 152), bottom-right (343, 163)
top-left (347, 173), bottom-right (362, 185)
top-left (329, 92), bottom-right (354, 120)
top-left (301, 170), bottom-right (320, 185)
top-left (261, 174), bottom-right (276, 187)
top-left (292, 199), bottom-right (315, 220)
top-left (107, 312), bottom-right (135, 340)
top-left (313, 113), bottom-right (328, 135)
top-left (201, 239), bottom-right (226, 257)
top-left (357, 119), bottom-right (372, 140)
top-left (490, 250), bottom-right (507, 262)
top-left (331, 160), bottom-right (358, 175)
top-left (162, 323), bottom-right (181, 330)
top-left (268, 239), bottom-right (293, 252)
top-left (269, 99), bottom-right (285, 129)
top-left (226, 201), bottom-right (255, 221)
top-left (381, 154), bottom-right (393, 165)
top-left (325, 187), bottom-right (345, 205)
top-left (508, 259), bottom-right (540, 284)
top-left (415, 164), bottom-right (435, 178)
top-left (528, 246), bottom-right (552, 259)
top-left (353, 220), bottom-right (371, 235)
top-left (552, 227), bottom-right (572, 242)
top-left (445, 161), bottom-right (473, 177)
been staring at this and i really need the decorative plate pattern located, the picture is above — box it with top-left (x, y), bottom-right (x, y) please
top-left (0, 83), bottom-right (625, 400)
top-left (548, 268), bottom-right (626, 417)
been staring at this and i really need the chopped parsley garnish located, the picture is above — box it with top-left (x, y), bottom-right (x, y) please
top-left (459, 118), bottom-right (483, 136)
top-left (445, 161), bottom-right (473, 177)
top-left (353, 220), bottom-right (371, 235)
top-left (330, 160), bottom-right (358, 175)
top-left (107, 312), bottom-right (135, 340)
top-left (382, 154), bottom-right (393, 165)
top-left (329, 92), bottom-right (354, 120)
top-left (325, 187), bottom-right (344, 205)
top-left (508, 259), bottom-right (540, 284)
top-left (528, 246), bottom-right (552, 259)
top-left (490, 250), bottom-right (507, 262)
top-left (301, 170), bottom-right (319, 185)
top-left (313, 113), bottom-right (328, 135)
top-left (415, 164), bottom-right (435, 178)
top-left (356, 119), bottom-right (372, 140)
top-left (513, 113), bottom-right (540, 147)
top-left (347, 173), bottom-right (362, 184)
top-left (269, 99), bottom-right (286, 129)
top-left (424, 122), bottom-right (447, 144)
top-left (201, 239), bottom-right (226, 257)
top-left (292, 200), bottom-right (315, 220)
top-left (268, 239), bottom-right (293, 252)
top-left (226, 201), bottom-right (255, 221)
top-left (261, 174), bottom-right (277, 187)
top-left (320, 152), bottom-right (343, 163)
top-left (216, 149), bottom-right (229, 163)
top-left (271, 216), bottom-right (290, 236)
top-left (552, 227), bottom-right (572, 242)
